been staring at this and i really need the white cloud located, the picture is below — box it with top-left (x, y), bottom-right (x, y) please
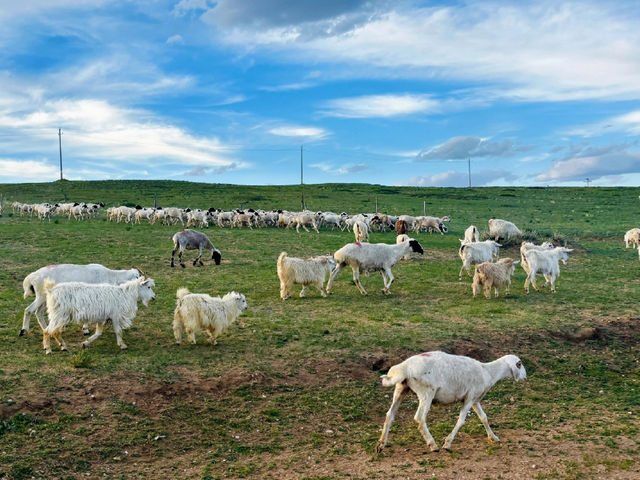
top-left (173, 0), bottom-right (211, 17)
top-left (0, 158), bottom-right (59, 181)
top-left (166, 34), bottom-right (184, 45)
top-left (398, 169), bottom-right (518, 187)
top-left (565, 109), bottom-right (640, 137)
top-left (311, 162), bottom-right (368, 175)
top-left (268, 125), bottom-right (329, 139)
top-left (203, 1), bottom-right (640, 102)
top-left (322, 94), bottom-right (439, 118)
top-left (418, 136), bottom-right (534, 160)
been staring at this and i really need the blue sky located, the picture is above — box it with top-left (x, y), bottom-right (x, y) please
top-left (1, 0), bottom-right (640, 186)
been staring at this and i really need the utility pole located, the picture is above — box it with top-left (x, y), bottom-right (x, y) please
top-left (300, 144), bottom-right (305, 210)
top-left (375, 196), bottom-right (378, 213)
top-left (467, 156), bottom-right (471, 188)
top-left (585, 178), bottom-right (591, 187)
top-left (58, 128), bottom-right (63, 181)
top-left (423, 200), bottom-right (426, 216)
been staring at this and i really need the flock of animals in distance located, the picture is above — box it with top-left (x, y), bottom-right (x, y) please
top-left (4, 198), bottom-right (638, 452)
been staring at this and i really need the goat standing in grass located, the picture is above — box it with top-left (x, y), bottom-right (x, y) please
top-left (376, 351), bottom-right (527, 453)
top-left (472, 258), bottom-right (519, 298)
top-left (277, 252), bottom-right (336, 300)
top-left (171, 229), bottom-right (221, 268)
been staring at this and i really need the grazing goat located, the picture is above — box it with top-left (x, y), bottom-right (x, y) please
top-left (520, 241), bottom-right (554, 278)
top-left (327, 240), bottom-right (424, 295)
top-left (173, 288), bottom-right (247, 345)
top-left (376, 351), bottom-right (527, 452)
top-left (353, 220), bottom-right (369, 243)
top-left (413, 216), bottom-right (450, 234)
top-left (624, 228), bottom-right (640, 256)
top-left (277, 252), bottom-right (335, 300)
top-left (488, 219), bottom-right (522, 242)
top-left (21, 264), bottom-right (140, 336)
top-left (472, 258), bottom-right (519, 298)
top-left (458, 240), bottom-right (501, 280)
top-left (522, 247), bottom-right (573, 293)
top-left (395, 219), bottom-right (409, 235)
top-left (43, 277), bottom-right (156, 354)
top-left (463, 225), bottom-right (480, 243)
top-left (171, 229), bottom-right (221, 268)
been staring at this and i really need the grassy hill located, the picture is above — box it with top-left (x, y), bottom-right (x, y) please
top-left (0, 181), bottom-right (638, 479)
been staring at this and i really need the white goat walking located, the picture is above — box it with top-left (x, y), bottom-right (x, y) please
top-left (353, 220), bottom-right (369, 243)
top-left (43, 277), bottom-right (156, 354)
top-left (522, 247), bottom-right (573, 293)
top-left (21, 264), bottom-right (140, 336)
top-left (458, 240), bottom-right (501, 280)
top-left (327, 240), bottom-right (424, 295)
top-left (173, 288), bottom-right (248, 345)
top-left (463, 225), bottom-right (480, 243)
top-left (277, 252), bottom-right (336, 300)
top-left (376, 351), bottom-right (527, 452)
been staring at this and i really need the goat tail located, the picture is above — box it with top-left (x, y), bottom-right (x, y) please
top-left (176, 287), bottom-right (190, 300)
top-left (43, 278), bottom-right (56, 295)
top-left (277, 251), bottom-right (287, 271)
top-left (380, 365), bottom-right (406, 387)
top-left (23, 274), bottom-right (36, 299)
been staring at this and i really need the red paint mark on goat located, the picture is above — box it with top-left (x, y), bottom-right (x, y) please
top-left (355, 242), bottom-right (362, 246)
top-left (420, 353), bottom-right (431, 357)
top-left (45, 265), bottom-right (59, 269)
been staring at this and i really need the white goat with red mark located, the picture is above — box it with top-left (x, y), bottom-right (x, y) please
top-left (376, 351), bottom-right (527, 452)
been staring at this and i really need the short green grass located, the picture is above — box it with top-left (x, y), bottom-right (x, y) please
top-left (0, 181), bottom-right (639, 479)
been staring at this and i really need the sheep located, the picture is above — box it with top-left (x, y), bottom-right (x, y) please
top-left (173, 288), bottom-right (247, 345)
top-left (277, 252), bottom-right (336, 300)
top-left (413, 216), bottom-right (450, 234)
top-left (395, 219), bottom-right (409, 235)
top-left (42, 276), bottom-right (156, 354)
top-left (458, 240), bottom-right (501, 280)
top-left (376, 351), bottom-right (526, 452)
top-left (293, 212), bottom-right (320, 233)
top-left (522, 247), bottom-right (573, 293)
top-left (21, 264), bottom-right (140, 336)
top-left (353, 220), bottom-right (369, 243)
top-left (488, 218), bottom-right (522, 242)
top-left (463, 225), bottom-right (480, 243)
top-left (326, 239), bottom-right (424, 296)
top-left (624, 228), bottom-right (640, 251)
top-left (171, 229), bottom-right (221, 268)
top-left (472, 258), bottom-right (519, 298)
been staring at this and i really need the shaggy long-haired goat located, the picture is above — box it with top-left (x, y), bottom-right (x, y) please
top-left (376, 351), bottom-right (527, 453)
top-left (42, 276), bottom-right (156, 354)
top-left (173, 288), bottom-right (248, 345)
top-left (277, 252), bottom-right (336, 300)
top-left (472, 258), bottom-right (519, 298)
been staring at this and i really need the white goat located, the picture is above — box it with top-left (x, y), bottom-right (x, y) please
top-left (522, 247), bottom-right (573, 293)
top-left (463, 225), bottom-right (480, 243)
top-left (327, 240), bottom-right (424, 295)
top-left (624, 228), bottom-right (640, 254)
top-left (520, 241), bottom-right (554, 277)
top-left (413, 216), bottom-right (450, 234)
top-left (458, 240), bottom-right (501, 280)
top-left (173, 288), bottom-right (247, 345)
top-left (396, 234), bottom-right (415, 260)
top-left (472, 258), bottom-right (519, 298)
top-left (488, 219), bottom-right (522, 242)
top-left (353, 220), bottom-right (369, 243)
top-left (277, 252), bottom-right (336, 300)
top-left (376, 351), bottom-right (527, 452)
top-left (42, 277), bottom-right (156, 354)
top-left (21, 264), bottom-right (140, 336)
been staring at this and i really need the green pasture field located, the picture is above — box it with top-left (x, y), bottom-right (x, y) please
top-left (0, 181), bottom-right (639, 480)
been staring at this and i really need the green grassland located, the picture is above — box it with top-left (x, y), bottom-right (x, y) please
top-left (0, 181), bottom-right (639, 480)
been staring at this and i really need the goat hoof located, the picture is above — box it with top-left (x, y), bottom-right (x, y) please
top-left (180, 264), bottom-right (186, 268)
top-left (375, 442), bottom-right (385, 454)
top-left (19, 329), bottom-right (26, 337)
top-left (83, 330), bottom-right (90, 336)
top-left (120, 345), bottom-right (128, 350)
top-left (431, 446), bottom-right (440, 452)
top-left (81, 342), bottom-right (87, 349)
top-left (45, 350), bottom-right (52, 355)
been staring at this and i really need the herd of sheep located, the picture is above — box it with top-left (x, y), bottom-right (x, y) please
top-left (8, 197), bottom-right (638, 452)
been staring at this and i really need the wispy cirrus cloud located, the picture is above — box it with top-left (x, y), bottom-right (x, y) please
top-left (398, 169), bottom-right (518, 187)
top-left (322, 94), bottom-right (439, 118)
top-left (268, 125), bottom-right (329, 139)
top-left (311, 162), bottom-right (368, 175)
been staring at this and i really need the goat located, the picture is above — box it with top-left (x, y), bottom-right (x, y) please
top-left (42, 277), bottom-right (156, 354)
top-left (353, 220), bottom-right (370, 243)
top-left (472, 258), bottom-right (519, 298)
top-left (173, 288), bottom-right (247, 345)
top-left (277, 252), bottom-right (336, 300)
top-left (458, 240), bottom-right (501, 280)
top-left (171, 229), bottom-right (221, 268)
top-left (522, 247), bottom-right (573, 293)
top-left (327, 240), bottom-right (424, 295)
top-left (376, 351), bottom-right (527, 452)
